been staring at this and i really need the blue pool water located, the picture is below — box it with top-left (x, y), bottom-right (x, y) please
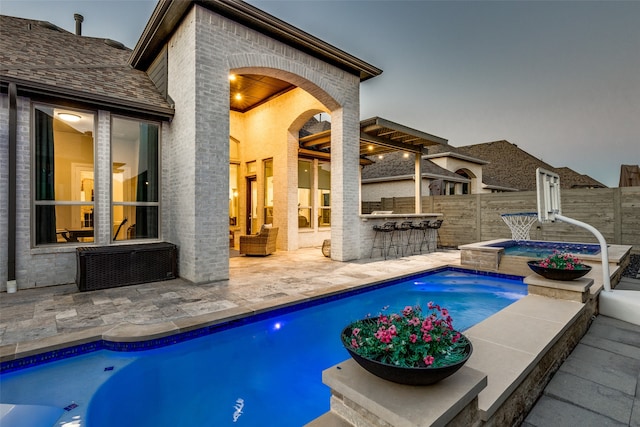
top-left (488, 240), bottom-right (601, 258)
top-left (0, 268), bottom-right (526, 427)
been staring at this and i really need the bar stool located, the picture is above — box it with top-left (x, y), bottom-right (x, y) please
top-left (411, 220), bottom-right (431, 253)
top-left (426, 219), bottom-right (443, 252)
top-left (395, 221), bottom-right (414, 256)
top-left (370, 221), bottom-right (398, 259)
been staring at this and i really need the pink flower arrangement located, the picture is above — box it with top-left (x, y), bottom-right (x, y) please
top-left (537, 251), bottom-right (589, 270)
top-left (343, 303), bottom-right (469, 368)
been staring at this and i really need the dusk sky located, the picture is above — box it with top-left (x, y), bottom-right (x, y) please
top-left (2, 0), bottom-right (638, 187)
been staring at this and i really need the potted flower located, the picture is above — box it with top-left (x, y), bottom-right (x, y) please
top-left (527, 250), bottom-right (592, 280)
top-left (341, 303), bottom-right (472, 385)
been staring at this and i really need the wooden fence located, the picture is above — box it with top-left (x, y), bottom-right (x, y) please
top-left (363, 187), bottom-right (640, 251)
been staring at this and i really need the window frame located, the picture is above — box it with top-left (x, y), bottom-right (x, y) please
top-left (31, 102), bottom-right (97, 247)
top-left (110, 114), bottom-right (162, 242)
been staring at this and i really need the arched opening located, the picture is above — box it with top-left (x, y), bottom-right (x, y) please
top-left (227, 69), bottom-right (335, 254)
top-left (455, 168), bottom-right (475, 195)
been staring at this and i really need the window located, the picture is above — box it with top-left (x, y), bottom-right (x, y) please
top-left (111, 117), bottom-right (159, 241)
top-left (33, 105), bottom-right (95, 245)
top-left (264, 159), bottom-right (273, 224)
top-left (298, 160), bottom-right (312, 228)
top-left (317, 161), bottom-right (331, 227)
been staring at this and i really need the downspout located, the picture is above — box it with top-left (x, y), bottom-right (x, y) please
top-left (8, 83), bottom-right (17, 282)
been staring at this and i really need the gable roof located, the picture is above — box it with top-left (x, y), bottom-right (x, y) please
top-left (130, 0), bottom-right (382, 81)
top-left (456, 140), bottom-right (606, 190)
top-left (0, 15), bottom-right (173, 119)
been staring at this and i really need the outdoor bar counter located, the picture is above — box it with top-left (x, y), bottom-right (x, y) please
top-left (360, 213), bottom-right (442, 222)
top-left (359, 213), bottom-right (443, 257)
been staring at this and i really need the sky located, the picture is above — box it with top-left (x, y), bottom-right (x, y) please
top-left (2, 0), bottom-right (638, 187)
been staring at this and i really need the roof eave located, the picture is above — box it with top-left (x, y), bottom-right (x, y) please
top-left (482, 183), bottom-right (519, 192)
top-left (361, 117), bottom-right (449, 145)
top-left (424, 151), bottom-right (489, 165)
top-left (1, 77), bottom-right (175, 120)
top-left (129, 0), bottom-right (382, 81)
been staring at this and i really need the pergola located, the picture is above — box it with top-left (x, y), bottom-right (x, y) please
top-left (300, 116), bottom-right (449, 213)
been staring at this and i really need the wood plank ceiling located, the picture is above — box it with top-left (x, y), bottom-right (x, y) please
top-left (229, 74), bottom-right (448, 157)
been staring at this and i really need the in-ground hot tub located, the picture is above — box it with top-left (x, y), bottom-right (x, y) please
top-left (459, 238), bottom-right (632, 279)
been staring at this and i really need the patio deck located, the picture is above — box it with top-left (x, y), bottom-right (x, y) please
top-left (1, 249), bottom-right (640, 426)
top-left (0, 249), bottom-right (461, 349)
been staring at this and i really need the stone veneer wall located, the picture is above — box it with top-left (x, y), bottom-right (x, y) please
top-left (483, 296), bottom-right (597, 426)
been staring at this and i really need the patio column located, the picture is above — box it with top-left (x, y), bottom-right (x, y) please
top-left (330, 105), bottom-right (360, 261)
top-left (415, 152), bottom-right (422, 214)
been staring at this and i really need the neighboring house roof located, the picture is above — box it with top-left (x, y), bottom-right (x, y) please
top-left (554, 167), bottom-right (607, 189)
top-left (424, 151), bottom-right (489, 165)
top-left (130, 0), bottom-right (382, 81)
top-left (0, 15), bottom-right (173, 119)
top-left (300, 117), bottom-right (332, 137)
top-left (456, 140), bottom-right (606, 190)
top-left (361, 151), bottom-right (465, 182)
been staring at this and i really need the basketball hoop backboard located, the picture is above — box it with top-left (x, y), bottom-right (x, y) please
top-left (536, 168), bottom-right (561, 223)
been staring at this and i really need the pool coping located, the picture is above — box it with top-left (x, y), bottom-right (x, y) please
top-left (315, 266), bottom-right (608, 426)
top-left (459, 238), bottom-right (632, 264)
top-left (0, 258), bottom-right (615, 426)
top-left (2, 264), bottom-right (521, 370)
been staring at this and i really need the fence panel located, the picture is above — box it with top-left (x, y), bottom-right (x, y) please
top-left (373, 187), bottom-right (639, 250)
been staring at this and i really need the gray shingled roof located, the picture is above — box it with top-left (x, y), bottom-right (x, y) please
top-left (361, 151), bottom-right (464, 181)
top-left (0, 15), bottom-right (173, 118)
top-left (363, 139), bottom-right (605, 190)
top-left (456, 140), bottom-right (606, 190)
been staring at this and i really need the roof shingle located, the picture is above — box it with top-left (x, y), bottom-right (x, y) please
top-left (0, 15), bottom-right (173, 117)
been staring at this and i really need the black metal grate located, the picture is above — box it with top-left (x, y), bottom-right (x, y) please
top-left (76, 242), bottom-right (177, 291)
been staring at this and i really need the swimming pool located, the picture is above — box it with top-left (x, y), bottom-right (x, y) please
top-left (487, 240), bottom-right (601, 257)
top-left (0, 268), bottom-right (526, 427)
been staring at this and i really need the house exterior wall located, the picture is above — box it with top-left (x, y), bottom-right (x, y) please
top-left (162, 5), bottom-right (362, 283)
top-left (4, 98), bottom-right (119, 290)
top-left (1, 4), bottom-right (365, 290)
top-left (362, 178), bottom-right (426, 201)
top-left (429, 157), bottom-right (485, 193)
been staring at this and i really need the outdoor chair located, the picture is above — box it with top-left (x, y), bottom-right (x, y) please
top-left (239, 225), bottom-right (278, 256)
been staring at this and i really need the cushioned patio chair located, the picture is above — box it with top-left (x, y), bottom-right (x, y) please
top-left (239, 226), bottom-right (278, 256)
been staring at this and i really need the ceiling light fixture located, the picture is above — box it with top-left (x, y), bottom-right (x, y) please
top-left (229, 74), bottom-right (236, 81)
top-left (367, 145), bottom-right (374, 151)
top-left (235, 93), bottom-right (242, 100)
top-left (58, 113), bottom-right (81, 122)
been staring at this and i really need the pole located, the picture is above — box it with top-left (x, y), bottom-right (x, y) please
top-left (555, 214), bottom-right (611, 292)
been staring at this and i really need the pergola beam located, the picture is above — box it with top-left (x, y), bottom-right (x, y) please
top-left (360, 131), bottom-right (427, 155)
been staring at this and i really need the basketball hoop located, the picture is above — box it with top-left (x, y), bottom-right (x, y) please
top-left (501, 212), bottom-right (538, 241)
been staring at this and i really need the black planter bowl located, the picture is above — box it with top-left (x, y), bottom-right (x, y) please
top-left (527, 261), bottom-right (592, 281)
top-left (341, 326), bottom-right (472, 385)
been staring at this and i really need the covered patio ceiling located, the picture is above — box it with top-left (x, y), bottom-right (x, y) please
top-left (229, 74), bottom-right (295, 112)
top-left (227, 73), bottom-right (448, 157)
